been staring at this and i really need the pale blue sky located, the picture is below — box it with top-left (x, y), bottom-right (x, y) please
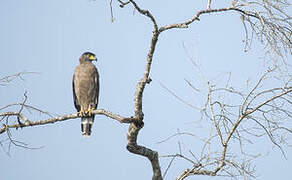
top-left (1, 0), bottom-right (291, 180)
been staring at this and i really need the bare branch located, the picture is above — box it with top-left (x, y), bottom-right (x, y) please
top-left (0, 103), bottom-right (54, 117)
top-left (0, 72), bottom-right (38, 86)
top-left (251, 117), bottom-right (287, 158)
top-left (110, 0), bottom-right (114, 22)
top-left (129, 0), bottom-right (158, 30)
top-left (207, 82), bottom-right (224, 146)
top-left (125, 1), bottom-right (162, 179)
top-left (159, 6), bottom-right (261, 32)
top-left (242, 68), bottom-right (275, 112)
top-left (158, 81), bottom-right (202, 110)
top-left (0, 109), bottom-right (135, 135)
top-left (117, 0), bottom-right (130, 8)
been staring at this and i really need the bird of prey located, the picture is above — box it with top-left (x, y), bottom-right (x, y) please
top-left (73, 52), bottom-right (99, 137)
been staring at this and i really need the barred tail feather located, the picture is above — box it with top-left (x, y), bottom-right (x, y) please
top-left (81, 117), bottom-right (94, 137)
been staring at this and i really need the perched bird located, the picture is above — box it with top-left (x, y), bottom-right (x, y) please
top-left (72, 52), bottom-right (99, 137)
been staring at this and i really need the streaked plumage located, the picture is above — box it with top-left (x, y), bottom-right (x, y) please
top-left (73, 52), bottom-right (99, 136)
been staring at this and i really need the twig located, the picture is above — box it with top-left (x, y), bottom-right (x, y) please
top-left (0, 72), bottom-right (38, 86)
top-left (158, 81), bottom-right (201, 110)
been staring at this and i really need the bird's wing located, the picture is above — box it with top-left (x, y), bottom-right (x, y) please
top-left (93, 67), bottom-right (100, 109)
top-left (72, 71), bottom-right (80, 112)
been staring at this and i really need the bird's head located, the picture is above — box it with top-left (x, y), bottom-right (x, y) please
top-left (79, 52), bottom-right (97, 63)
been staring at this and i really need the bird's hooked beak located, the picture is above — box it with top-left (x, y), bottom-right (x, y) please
top-left (88, 54), bottom-right (97, 61)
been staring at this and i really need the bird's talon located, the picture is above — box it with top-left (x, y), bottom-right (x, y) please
top-left (78, 109), bottom-right (86, 117)
top-left (87, 107), bottom-right (95, 116)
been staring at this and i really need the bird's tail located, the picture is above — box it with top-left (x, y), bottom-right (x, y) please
top-left (81, 117), bottom-right (94, 137)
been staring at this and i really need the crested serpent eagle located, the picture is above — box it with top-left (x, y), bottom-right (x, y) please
top-left (73, 52), bottom-right (99, 137)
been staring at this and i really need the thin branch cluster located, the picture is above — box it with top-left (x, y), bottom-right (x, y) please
top-left (236, 0), bottom-right (292, 56)
top-left (160, 68), bottom-right (292, 179)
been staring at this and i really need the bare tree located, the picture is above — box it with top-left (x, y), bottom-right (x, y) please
top-left (1, 1), bottom-right (291, 180)
top-left (159, 66), bottom-right (292, 179)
